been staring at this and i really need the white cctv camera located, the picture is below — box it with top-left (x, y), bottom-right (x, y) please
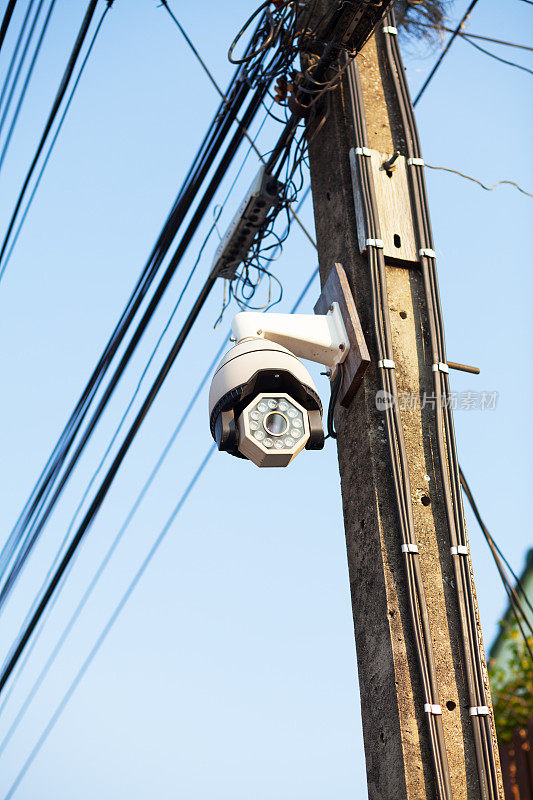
top-left (208, 305), bottom-right (350, 467)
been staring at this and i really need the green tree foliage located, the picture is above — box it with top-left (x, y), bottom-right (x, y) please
top-left (489, 630), bottom-right (533, 742)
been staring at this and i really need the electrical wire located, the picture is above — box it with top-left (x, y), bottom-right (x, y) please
top-left (414, 0), bottom-right (481, 106)
top-left (160, 0), bottom-right (283, 161)
top-left (0, 0), bottom-right (111, 278)
top-left (0, 0), bottom-right (359, 605)
top-left (460, 468), bottom-right (533, 657)
top-left (346, 56), bottom-right (453, 800)
top-left (325, 365), bottom-right (342, 439)
top-left (293, 23), bottom-right (505, 793)
top-left (1, 446), bottom-right (215, 800)
top-left (0, 27), bottom-right (269, 607)
top-left (0, 4), bottom-right (281, 593)
top-left (0, 102), bottom-right (288, 704)
top-left (0, 0), bottom-right (37, 118)
top-left (483, 542), bottom-right (533, 662)
top-left (0, 0), bottom-right (58, 173)
top-left (0, 0), bottom-right (18, 54)
top-left (0, 0), bottom-right (102, 280)
top-left (160, 0), bottom-right (292, 315)
top-left (0, 182), bottom-right (315, 755)
top-left (383, 12), bottom-right (501, 795)
top-left (157, 0), bottom-right (228, 100)
top-left (0, 1), bottom-right (125, 596)
top-left (0, 270), bottom-right (217, 695)
top-left (0, 265), bottom-right (319, 796)
top-left (0, 0), bottom-right (48, 138)
top-left (0, 1), bottom-right (110, 560)
top-left (5, 102), bottom-right (276, 669)
top-left (0, 0), bottom-right (417, 779)
top-left (408, 20), bottom-right (533, 52)
top-left (458, 34), bottom-right (533, 76)
top-left (0, 77), bottom-right (276, 689)
top-left (0, 349), bottom-right (225, 761)
top-left (158, 0), bottom-right (312, 266)
top-left (0, 3), bottom-right (140, 640)
top-left (459, 474), bottom-right (533, 619)
top-left (423, 162), bottom-right (533, 197)
top-left (0, 0), bottom-right (391, 706)
top-left (216, 0), bottom-right (391, 317)
top-left (0, 81), bottom-right (269, 619)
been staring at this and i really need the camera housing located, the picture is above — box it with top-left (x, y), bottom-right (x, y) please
top-left (209, 303), bottom-right (353, 467)
top-left (209, 263), bottom-right (371, 467)
top-left (209, 337), bottom-right (325, 467)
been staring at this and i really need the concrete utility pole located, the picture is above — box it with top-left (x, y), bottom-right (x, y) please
top-left (306, 7), bottom-right (503, 799)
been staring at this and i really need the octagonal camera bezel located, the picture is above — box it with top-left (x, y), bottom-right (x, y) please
top-left (237, 392), bottom-right (310, 467)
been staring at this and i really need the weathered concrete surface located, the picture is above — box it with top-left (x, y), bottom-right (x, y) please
top-left (307, 22), bottom-right (502, 800)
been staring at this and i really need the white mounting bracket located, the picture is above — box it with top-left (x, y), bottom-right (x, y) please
top-left (231, 302), bottom-right (350, 373)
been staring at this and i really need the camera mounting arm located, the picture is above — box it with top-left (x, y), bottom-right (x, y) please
top-left (229, 264), bottom-right (370, 409)
top-left (231, 302), bottom-right (349, 374)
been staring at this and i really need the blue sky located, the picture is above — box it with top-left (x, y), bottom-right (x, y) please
top-left (0, 1), bottom-right (531, 797)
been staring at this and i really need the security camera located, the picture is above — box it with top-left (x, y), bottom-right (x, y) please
top-left (208, 305), bottom-right (351, 467)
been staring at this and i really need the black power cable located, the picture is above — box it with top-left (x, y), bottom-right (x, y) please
top-left (346, 57), bottom-right (453, 800)
top-left (383, 11), bottom-right (501, 796)
top-left (0, 0), bottom-right (37, 118)
top-left (0, 0), bottom-right (102, 279)
top-left (409, 21), bottom-right (533, 52)
top-left (460, 469), bottom-right (533, 657)
top-left (0, 0), bottom-right (18, 55)
top-left (0, 0), bottom-right (394, 694)
top-left (0, 2), bottom-right (282, 580)
top-left (4, 103), bottom-right (277, 685)
top-left (0, 181), bottom-right (314, 752)
top-left (414, 0), bottom-right (481, 106)
top-left (0, 35), bottom-right (284, 678)
top-left (0, 0), bottom-right (119, 582)
top-left (459, 34), bottom-right (533, 77)
top-left (326, 365), bottom-right (342, 439)
top-left (0, 23), bottom-right (264, 600)
top-left (0, 269), bottom-right (217, 696)
top-left (0, 450), bottom-right (216, 800)
top-left (0, 0), bottom-right (384, 596)
top-left (0, 3), bottom-right (332, 595)
top-left (160, 0), bottom-right (323, 245)
top-left (0, 0), bottom-right (57, 173)
top-left (0, 0), bottom-right (115, 280)
top-left (0, 262), bottom-right (319, 797)
top-left (0, 82), bottom-right (268, 616)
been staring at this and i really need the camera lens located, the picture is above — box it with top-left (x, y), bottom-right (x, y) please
top-left (263, 411), bottom-right (288, 437)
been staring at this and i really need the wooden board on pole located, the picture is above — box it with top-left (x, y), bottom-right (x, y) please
top-left (314, 262), bottom-right (370, 407)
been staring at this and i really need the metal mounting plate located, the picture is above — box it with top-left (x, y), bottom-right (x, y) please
top-left (350, 148), bottom-right (419, 264)
top-left (314, 263), bottom-right (370, 407)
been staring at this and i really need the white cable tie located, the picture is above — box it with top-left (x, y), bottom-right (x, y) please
top-left (401, 543), bottom-right (419, 554)
top-left (424, 704), bottom-right (442, 715)
top-left (408, 157), bottom-right (425, 166)
top-left (366, 238), bottom-right (384, 248)
top-left (419, 248), bottom-right (436, 258)
top-left (378, 359), bottom-right (395, 369)
top-left (432, 362), bottom-right (449, 374)
top-left (451, 545), bottom-right (469, 556)
top-left (382, 25), bottom-right (398, 35)
top-left (469, 706), bottom-right (490, 717)
top-left (354, 146), bottom-right (372, 156)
